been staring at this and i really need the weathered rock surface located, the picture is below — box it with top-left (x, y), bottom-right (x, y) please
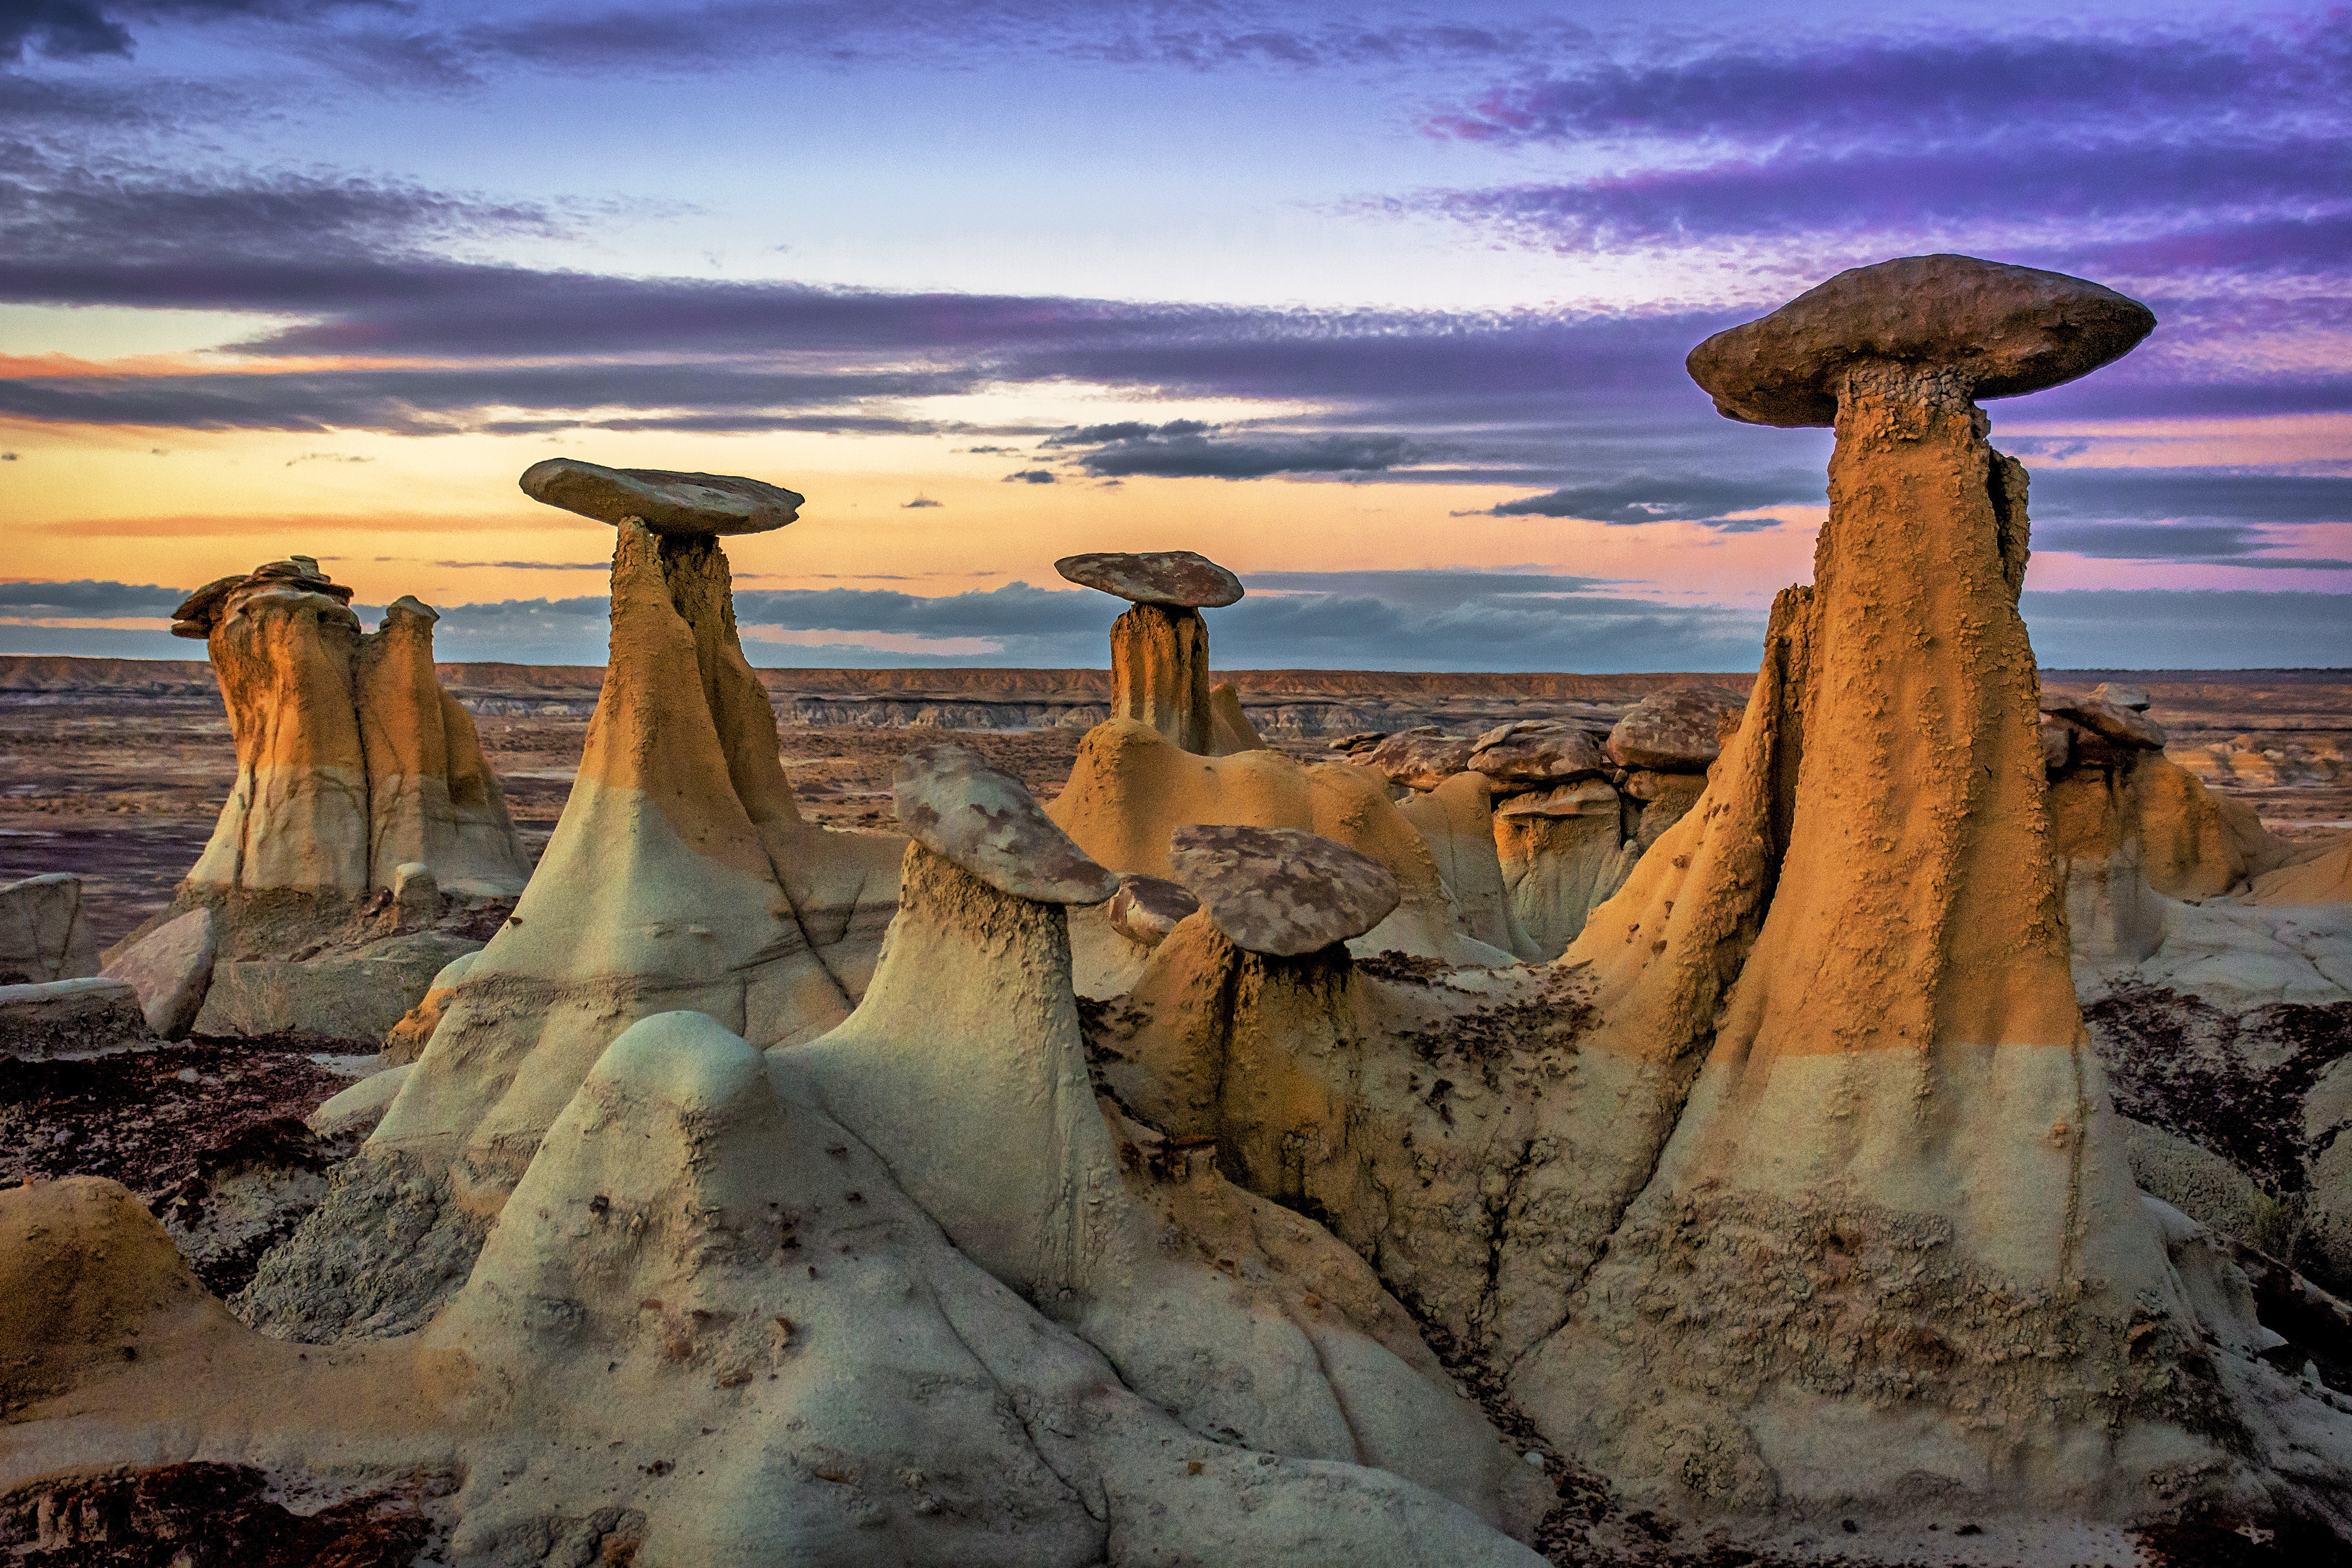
top-left (1104, 873), bottom-right (1199, 948)
top-left (519, 457), bottom-right (803, 535)
top-left (1055, 549), bottom-right (1245, 607)
top-left (0, 977), bottom-right (149, 1060)
top-left (894, 743), bottom-right (1118, 904)
top-left (1686, 253), bottom-right (2158, 426)
top-left (1604, 685), bottom-right (1745, 772)
top-left (1467, 719), bottom-right (1606, 786)
top-left (1366, 729), bottom-right (1475, 790)
top-left (1048, 717), bottom-right (1512, 966)
top-left (1168, 824), bottom-right (1401, 957)
top-left (100, 905), bottom-right (217, 1038)
top-left (192, 929), bottom-right (481, 1045)
top-left (0, 873), bottom-right (100, 986)
top-left (2046, 689), bottom-right (2168, 750)
top-left (1493, 778), bottom-right (1634, 958)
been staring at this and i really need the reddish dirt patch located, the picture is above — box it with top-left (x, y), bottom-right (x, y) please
top-left (0, 1462), bottom-right (431, 1567)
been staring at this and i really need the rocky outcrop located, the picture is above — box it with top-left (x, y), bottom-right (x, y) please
top-left (0, 977), bottom-right (148, 1060)
top-left (0, 874), bottom-right (99, 986)
top-left (102, 558), bottom-right (534, 1040)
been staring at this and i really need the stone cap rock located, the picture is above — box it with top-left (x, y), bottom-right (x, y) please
top-left (1365, 730), bottom-right (1474, 792)
top-left (1054, 550), bottom-right (1244, 608)
top-left (1106, 874), bottom-right (1201, 948)
top-left (2090, 681), bottom-right (2152, 711)
top-left (1493, 779), bottom-right (1620, 820)
top-left (1468, 720), bottom-right (1607, 786)
top-left (894, 744), bottom-right (1118, 905)
top-left (1167, 824), bottom-right (1400, 957)
top-left (519, 458), bottom-right (804, 536)
top-left (1607, 686), bottom-right (1747, 772)
top-left (2041, 692), bottom-right (2165, 751)
top-left (171, 558), bottom-right (353, 637)
top-left (1686, 255), bottom-right (2158, 427)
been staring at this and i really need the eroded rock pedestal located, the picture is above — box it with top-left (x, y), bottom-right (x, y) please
top-left (102, 560), bottom-right (531, 1043)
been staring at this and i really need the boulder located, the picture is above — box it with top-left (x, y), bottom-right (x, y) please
top-left (1366, 729), bottom-right (1475, 791)
top-left (101, 905), bottom-right (218, 1038)
top-left (519, 457), bottom-right (803, 536)
top-left (0, 977), bottom-right (149, 1060)
top-left (2091, 681), bottom-right (2152, 710)
top-left (1685, 253), bottom-right (2158, 427)
top-left (1168, 824), bottom-right (1400, 957)
top-left (2043, 690), bottom-right (2166, 750)
top-left (0, 872), bottom-right (100, 984)
top-left (1105, 874), bottom-right (1199, 948)
top-left (1604, 685), bottom-right (1745, 772)
top-left (1468, 720), bottom-right (1607, 786)
top-left (193, 930), bottom-right (481, 1045)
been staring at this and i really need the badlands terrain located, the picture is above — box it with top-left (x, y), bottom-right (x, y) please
top-left (4, 256), bottom-right (2352, 1567)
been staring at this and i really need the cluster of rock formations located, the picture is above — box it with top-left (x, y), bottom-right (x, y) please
top-left (72, 557), bottom-right (534, 1048)
top-left (7, 258), bottom-right (2352, 1563)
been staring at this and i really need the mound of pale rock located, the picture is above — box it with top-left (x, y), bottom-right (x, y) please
top-left (0, 873), bottom-right (99, 985)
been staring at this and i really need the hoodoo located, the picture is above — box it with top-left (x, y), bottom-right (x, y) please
top-left (1057, 547), bottom-right (1257, 754)
top-left (1519, 255), bottom-right (2299, 1516)
top-left (238, 467), bottom-right (903, 1340)
top-left (101, 558), bottom-right (532, 1043)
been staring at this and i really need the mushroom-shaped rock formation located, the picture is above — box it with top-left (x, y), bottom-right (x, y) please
top-left (1046, 717), bottom-right (1517, 967)
top-left (895, 744), bottom-right (1118, 903)
top-left (1603, 684), bottom-right (1745, 772)
top-left (0, 1024), bottom-right (1546, 1567)
top-left (109, 559), bottom-right (532, 1043)
top-left (1508, 260), bottom-right (2318, 1523)
top-left (1686, 253), bottom-right (2158, 427)
top-left (518, 457), bottom-right (803, 535)
top-left (1104, 872), bottom-right (1199, 948)
top-left (776, 770), bottom-right (1518, 1523)
top-left (242, 496), bottom-right (905, 1342)
top-left (1168, 824), bottom-right (1399, 957)
top-left (1057, 549), bottom-right (1245, 755)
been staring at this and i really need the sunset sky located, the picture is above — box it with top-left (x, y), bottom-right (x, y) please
top-left (3, 0), bottom-right (2347, 670)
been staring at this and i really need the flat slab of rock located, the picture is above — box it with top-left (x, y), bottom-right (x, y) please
top-left (1168, 824), bottom-right (1400, 957)
top-left (1687, 254), bottom-right (2158, 427)
top-left (1494, 779), bottom-right (1620, 819)
top-left (2042, 692), bottom-right (2165, 750)
top-left (102, 906), bottom-right (218, 1039)
top-left (192, 931), bottom-right (481, 1045)
top-left (1469, 721), bottom-right (1607, 786)
top-left (0, 977), bottom-right (150, 1060)
top-left (1106, 874), bottom-right (1201, 948)
top-left (1055, 550), bottom-right (1244, 608)
top-left (895, 745), bottom-right (1118, 904)
top-left (1607, 687), bottom-right (1747, 772)
top-left (0, 873), bottom-right (99, 985)
top-left (2090, 681), bottom-right (2152, 711)
top-left (1366, 730), bottom-right (1475, 792)
top-left (519, 458), bottom-right (804, 536)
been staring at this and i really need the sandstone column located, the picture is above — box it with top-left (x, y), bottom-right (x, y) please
top-left (1056, 549), bottom-right (1247, 754)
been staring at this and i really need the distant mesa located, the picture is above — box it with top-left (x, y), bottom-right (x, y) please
top-left (1055, 549), bottom-right (1245, 609)
top-left (518, 457), bottom-right (804, 536)
top-left (1686, 253), bottom-right (2158, 427)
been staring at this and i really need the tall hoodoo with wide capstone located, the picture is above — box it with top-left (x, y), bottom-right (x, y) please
top-left (1514, 256), bottom-right (2239, 1515)
top-left (1056, 549), bottom-right (1250, 754)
